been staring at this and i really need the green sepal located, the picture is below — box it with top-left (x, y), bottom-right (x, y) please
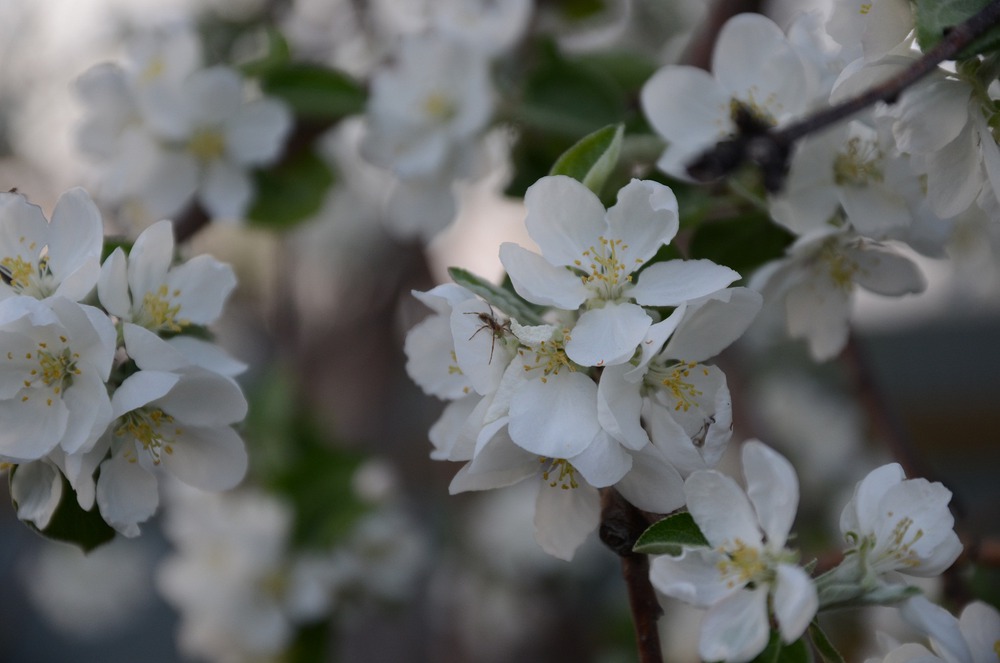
top-left (808, 621), bottom-right (846, 663)
top-left (259, 62), bottom-right (366, 121)
top-left (915, 0), bottom-right (1000, 59)
top-left (632, 511), bottom-right (709, 556)
top-left (247, 149), bottom-right (335, 229)
top-left (750, 631), bottom-right (813, 663)
top-left (549, 123), bottom-right (624, 196)
top-left (448, 267), bottom-right (545, 325)
top-left (10, 467), bottom-right (116, 553)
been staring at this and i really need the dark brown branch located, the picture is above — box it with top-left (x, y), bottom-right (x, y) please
top-left (599, 488), bottom-right (663, 663)
top-left (687, 0), bottom-right (1000, 191)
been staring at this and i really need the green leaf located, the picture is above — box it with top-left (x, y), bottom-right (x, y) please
top-left (915, 0), bottom-right (1000, 58)
top-left (549, 123), bottom-right (624, 195)
top-left (10, 469), bottom-right (115, 553)
top-left (808, 621), bottom-right (846, 663)
top-left (632, 511), bottom-right (709, 555)
top-left (239, 28), bottom-right (292, 77)
top-left (448, 267), bottom-right (544, 325)
top-left (259, 63), bottom-right (366, 120)
top-left (688, 212), bottom-right (795, 280)
top-left (247, 149), bottom-right (335, 229)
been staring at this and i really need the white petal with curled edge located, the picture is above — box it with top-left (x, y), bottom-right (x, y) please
top-left (742, 440), bottom-right (798, 549)
top-left (699, 586), bottom-right (771, 663)
top-left (597, 364), bottom-right (649, 450)
top-left (11, 461), bottom-right (62, 529)
top-left (47, 188), bottom-right (103, 291)
top-left (508, 370), bottom-right (600, 459)
top-left (96, 454), bottom-right (159, 537)
top-left (569, 431), bottom-right (632, 488)
top-left (499, 242), bottom-right (590, 309)
top-left (615, 445), bottom-right (686, 514)
top-left (685, 469), bottom-right (762, 549)
top-left (774, 563), bottom-right (817, 643)
top-left (127, 221), bottom-right (174, 304)
top-left (533, 479), bottom-right (600, 561)
top-left (649, 547), bottom-right (736, 607)
top-left (662, 288), bottom-right (762, 363)
top-left (161, 424), bottom-right (247, 491)
top-left (167, 254), bottom-right (237, 325)
top-left (631, 259), bottom-right (739, 307)
top-left (565, 302), bottom-right (650, 367)
top-left (604, 178), bottom-right (679, 267)
top-left (523, 175), bottom-right (607, 267)
top-left (840, 462), bottom-right (905, 536)
top-left (98, 248), bottom-right (132, 319)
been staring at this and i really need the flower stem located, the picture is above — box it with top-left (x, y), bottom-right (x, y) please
top-left (599, 488), bottom-right (663, 663)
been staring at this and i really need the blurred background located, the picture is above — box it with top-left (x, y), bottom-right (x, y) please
top-left (0, 0), bottom-right (998, 661)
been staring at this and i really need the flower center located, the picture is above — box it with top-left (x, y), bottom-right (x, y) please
top-left (877, 514), bottom-right (925, 569)
top-left (137, 284), bottom-right (188, 332)
top-left (116, 408), bottom-right (180, 465)
top-left (819, 239), bottom-right (859, 291)
top-left (574, 236), bottom-right (635, 302)
top-left (834, 136), bottom-right (883, 187)
top-left (188, 128), bottom-right (226, 161)
top-left (423, 91), bottom-right (457, 122)
top-left (539, 457), bottom-right (579, 489)
top-left (1, 253), bottom-right (53, 297)
top-left (16, 339), bottom-right (79, 406)
top-left (646, 361), bottom-right (706, 411)
top-left (519, 334), bottom-right (575, 382)
top-left (716, 539), bottom-right (768, 587)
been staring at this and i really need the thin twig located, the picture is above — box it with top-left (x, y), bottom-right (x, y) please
top-left (599, 488), bottom-right (663, 663)
top-left (687, 0), bottom-right (1000, 190)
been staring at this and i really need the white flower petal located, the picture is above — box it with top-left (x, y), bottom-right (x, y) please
top-left (508, 370), bottom-right (600, 459)
top-left (200, 160), bottom-right (252, 220)
top-left (685, 470), bottom-right (762, 549)
top-left (0, 391), bottom-right (68, 461)
top-left (901, 596), bottom-right (973, 663)
top-left (533, 480), bottom-right (600, 561)
top-left (156, 370), bottom-right (248, 426)
top-left (597, 364), bottom-right (650, 450)
top-left (641, 66), bottom-right (729, 150)
top-left (11, 461), bottom-right (63, 529)
top-left (662, 288), bottom-right (762, 362)
top-left (96, 454), bottom-right (159, 537)
top-left (499, 242), bottom-right (590, 309)
top-left (166, 254), bottom-right (237, 325)
top-left (569, 431), bottom-right (632, 488)
top-left (113, 370), bottom-right (181, 417)
top-left (742, 440), bottom-right (798, 549)
top-left (631, 259), bottom-right (739, 307)
top-left (604, 179), bottom-right (679, 267)
top-left (565, 302), bottom-right (651, 367)
top-left (650, 547), bottom-right (736, 606)
top-left (614, 445), bottom-right (686, 514)
top-left (224, 99), bottom-right (291, 165)
top-left (161, 424), bottom-right (247, 491)
top-left (98, 248), bottom-right (132, 318)
top-left (523, 175), bottom-right (607, 267)
top-left (774, 563), bottom-right (818, 643)
top-left (699, 586), bottom-right (771, 663)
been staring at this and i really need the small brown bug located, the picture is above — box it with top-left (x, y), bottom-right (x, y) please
top-left (465, 310), bottom-right (511, 364)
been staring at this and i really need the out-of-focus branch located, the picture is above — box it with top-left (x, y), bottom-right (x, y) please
top-left (599, 488), bottom-right (663, 663)
top-left (686, 0), bottom-right (1000, 191)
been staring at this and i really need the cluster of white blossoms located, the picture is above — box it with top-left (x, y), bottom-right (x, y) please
top-left (76, 23), bottom-right (292, 226)
top-left (0, 188), bottom-right (248, 538)
top-left (405, 174), bottom-right (761, 560)
top-left (640, 3), bottom-right (999, 360)
top-left (650, 440), bottom-right (963, 663)
top-left (360, 0), bottom-right (533, 240)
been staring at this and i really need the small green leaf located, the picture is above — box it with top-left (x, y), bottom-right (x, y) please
top-left (632, 511), bottom-right (709, 555)
top-left (247, 149), bottom-right (335, 229)
top-left (809, 621), bottom-right (846, 663)
top-left (549, 123), bottom-right (624, 195)
top-left (750, 632), bottom-right (813, 663)
top-left (915, 0), bottom-right (1000, 58)
top-left (448, 267), bottom-right (544, 325)
top-left (11, 469), bottom-right (116, 553)
top-left (260, 63), bottom-right (366, 120)
top-left (688, 212), bottom-right (795, 280)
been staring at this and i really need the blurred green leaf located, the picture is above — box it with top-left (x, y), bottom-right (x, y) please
top-left (633, 511), bottom-right (708, 555)
top-left (549, 123), bottom-right (624, 196)
top-left (239, 28), bottom-right (292, 77)
top-left (915, 0), bottom-right (1000, 58)
top-left (247, 149), bottom-right (335, 229)
top-left (10, 469), bottom-right (115, 553)
top-left (751, 632), bottom-right (813, 663)
top-left (245, 369), bottom-right (369, 548)
top-left (688, 212), bottom-right (795, 281)
top-left (449, 267), bottom-right (544, 325)
top-left (260, 63), bottom-right (366, 120)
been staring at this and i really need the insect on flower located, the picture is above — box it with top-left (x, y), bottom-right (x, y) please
top-left (465, 310), bottom-right (511, 364)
